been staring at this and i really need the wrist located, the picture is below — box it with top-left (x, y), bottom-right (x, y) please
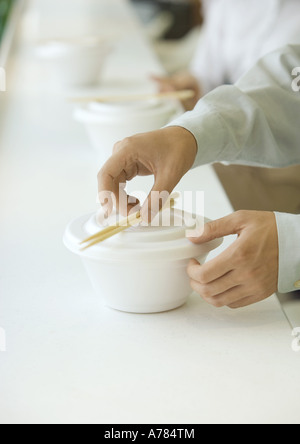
top-left (165, 125), bottom-right (198, 159)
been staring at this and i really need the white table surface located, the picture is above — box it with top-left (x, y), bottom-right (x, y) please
top-left (0, 0), bottom-right (299, 425)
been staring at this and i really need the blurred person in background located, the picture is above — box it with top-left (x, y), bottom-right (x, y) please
top-left (153, 0), bottom-right (300, 215)
top-left (98, 44), bottom-right (300, 309)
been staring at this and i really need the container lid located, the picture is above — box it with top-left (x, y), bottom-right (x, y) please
top-left (35, 37), bottom-right (109, 58)
top-left (74, 99), bottom-right (176, 123)
top-left (89, 100), bottom-right (161, 113)
top-left (63, 209), bottom-right (223, 262)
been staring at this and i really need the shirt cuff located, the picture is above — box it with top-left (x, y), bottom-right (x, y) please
top-left (166, 95), bottom-right (228, 168)
top-left (274, 212), bottom-right (300, 293)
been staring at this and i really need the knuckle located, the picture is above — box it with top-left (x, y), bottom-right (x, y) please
top-left (234, 272), bottom-right (245, 285)
top-left (204, 221), bottom-right (215, 239)
top-left (112, 143), bottom-right (120, 154)
top-left (97, 168), bottom-right (106, 182)
top-left (122, 136), bottom-right (133, 146)
top-left (113, 137), bottom-right (134, 154)
top-left (235, 210), bottom-right (249, 222)
top-left (187, 259), bottom-right (197, 271)
top-left (235, 246), bottom-right (249, 263)
top-left (200, 285), bottom-right (212, 299)
top-left (191, 281), bottom-right (212, 299)
top-left (244, 268), bottom-right (256, 281)
top-left (112, 140), bottom-right (124, 153)
top-left (197, 269), bottom-right (209, 285)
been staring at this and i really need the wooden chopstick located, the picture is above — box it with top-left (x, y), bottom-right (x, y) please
top-left (80, 210), bottom-right (142, 247)
top-left (80, 214), bottom-right (142, 251)
top-left (39, 36), bottom-right (107, 46)
top-left (69, 89), bottom-right (195, 104)
top-left (80, 197), bottom-right (177, 251)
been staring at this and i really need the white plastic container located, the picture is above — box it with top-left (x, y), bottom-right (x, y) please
top-left (74, 100), bottom-right (178, 165)
top-left (63, 209), bottom-right (223, 314)
top-left (35, 37), bottom-right (111, 87)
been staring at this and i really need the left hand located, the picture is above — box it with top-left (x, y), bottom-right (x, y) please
top-left (151, 72), bottom-right (202, 111)
top-left (187, 211), bottom-right (279, 309)
top-left (98, 127), bottom-right (197, 221)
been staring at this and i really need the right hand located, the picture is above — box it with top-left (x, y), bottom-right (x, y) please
top-left (152, 72), bottom-right (202, 110)
top-left (97, 127), bottom-right (198, 222)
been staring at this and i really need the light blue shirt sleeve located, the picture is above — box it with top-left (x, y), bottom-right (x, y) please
top-left (168, 44), bottom-right (300, 168)
top-left (275, 213), bottom-right (300, 293)
top-left (167, 44), bottom-right (300, 293)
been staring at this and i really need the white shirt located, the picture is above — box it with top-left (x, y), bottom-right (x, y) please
top-left (191, 0), bottom-right (300, 94)
top-left (168, 44), bottom-right (300, 293)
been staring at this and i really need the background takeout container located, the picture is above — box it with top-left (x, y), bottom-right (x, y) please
top-left (64, 209), bottom-right (223, 314)
top-left (74, 99), bottom-right (178, 166)
top-left (35, 37), bottom-right (111, 86)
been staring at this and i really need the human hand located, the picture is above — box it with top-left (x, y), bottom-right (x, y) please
top-left (187, 211), bottom-right (279, 309)
top-left (152, 72), bottom-right (201, 110)
top-left (97, 127), bottom-right (197, 221)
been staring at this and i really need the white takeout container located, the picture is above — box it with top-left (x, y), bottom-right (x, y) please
top-left (74, 100), bottom-right (178, 165)
top-left (35, 37), bottom-right (111, 86)
top-left (63, 209), bottom-right (223, 314)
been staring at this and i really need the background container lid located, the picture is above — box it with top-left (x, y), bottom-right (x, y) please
top-left (74, 98), bottom-right (177, 123)
top-left (63, 209), bottom-right (223, 262)
top-left (35, 38), bottom-right (110, 59)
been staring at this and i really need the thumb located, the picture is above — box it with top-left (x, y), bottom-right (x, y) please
top-left (189, 213), bottom-right (241, 244)
top-left (150, 74), bottom-right (175, 92)
top-left (151, 74), bottom-right (169, 83)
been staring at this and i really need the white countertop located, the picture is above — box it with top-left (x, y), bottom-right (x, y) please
top-left (0, 0), bottom-right (299, 424)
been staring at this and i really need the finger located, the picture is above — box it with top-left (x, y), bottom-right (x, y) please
top-left (98, 152), bottom-right (126, 195)
top-left (189, 213), bottom-right (242, 244)
top-left (187, 244), bottom-right (236, 283)
top-left (140, 172), bottom-right (181, 223)
top-left (188, 267), bottom-right (240, 298)
top-left (228, 294), bottom-right (269, 309)
top-left (150, 74), bottom-right (168, 82)
top-left (191, 283), bottom-right (249, 308)
top-left (150, 75), bottom-right (176, 92)
top-left (118, 190), bottom-right (141, 217)
top-left (188, 258), bottom-right (200, 270)
top-left (97, 152), bottom-right (139, 216)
